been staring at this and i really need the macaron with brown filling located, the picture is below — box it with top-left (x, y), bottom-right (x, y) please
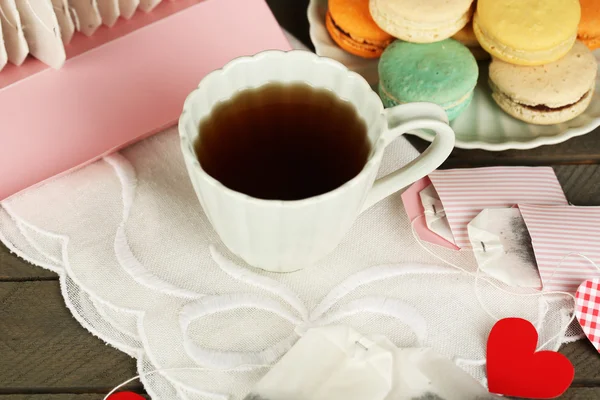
top-left (489, 41), bottom-right (598, 125)
top-left (326, 0), bottom-right (394, 59)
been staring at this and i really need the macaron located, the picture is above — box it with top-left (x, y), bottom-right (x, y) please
top-left (452, 20), bottom-right (489, 61)
top-left (369, 0), bottom-right (474, 43)
top-left (378, 39), bottom-right (478, 121)
top-left (489, 41), bottom-right (597, 125)
top-left (578, 0), bottom-right (600, 50)
top-left (474, 0), bottom-right (581, 66)
top-left (326, 0), bottom-right (394, 58)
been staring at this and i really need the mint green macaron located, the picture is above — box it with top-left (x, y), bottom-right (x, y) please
top-left (378, 39), bottom-right (478, 121)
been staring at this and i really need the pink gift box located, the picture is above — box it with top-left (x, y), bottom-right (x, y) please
top-left (0, 0), bottom-right (291, 201)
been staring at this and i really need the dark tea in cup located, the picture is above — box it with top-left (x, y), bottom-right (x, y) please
top-left (195, 82), bottom-right (371, 201)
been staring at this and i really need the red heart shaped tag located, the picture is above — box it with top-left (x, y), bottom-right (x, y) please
top-left (487, 318), bottom-right (574, 399)
top-left (575, 278), bottom-right (600, 351)
top-left (107, 392), bottom-right (145, 400)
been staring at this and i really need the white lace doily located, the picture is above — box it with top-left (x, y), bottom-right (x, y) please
top-left (0, 33), bottom-right (576, 400)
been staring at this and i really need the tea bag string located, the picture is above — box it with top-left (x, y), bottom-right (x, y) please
top-left (410, 214), bottom-right (580, 351)
top-left (103, 364), bottom-right (268, 399)
top-left (544, 252), bottom-right (600, 287)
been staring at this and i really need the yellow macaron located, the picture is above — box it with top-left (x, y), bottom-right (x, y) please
top-left (474, 0), bottom-right (581, 66)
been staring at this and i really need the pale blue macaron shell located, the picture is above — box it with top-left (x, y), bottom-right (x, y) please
top-left (378, 39), bottom-right (478, 121)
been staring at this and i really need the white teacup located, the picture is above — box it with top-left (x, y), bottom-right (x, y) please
top-left (179, 50), bottom-right (455, 272)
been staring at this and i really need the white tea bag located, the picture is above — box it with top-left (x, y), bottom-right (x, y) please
top-left (138, 0), bottom-right (162, 12)
top-left (51, 0), bottom-right (74, 43)
top-left (246, 326), bottom-right (499, 400)
top-left (97, 0), bottom-right (119, 27)
top-left (419, 184), bottom-right (456, 244)
top-left (387, 347), bottom-right (500, 400)
top-left (468, 208), bottom-right (542, 288)
top-left (16, 0), bottom-right (66, 69)
top-left (0, 0), bottom-right (29, 65)
top-left (247, 326), bottom-right (394, 400)
top-left (118, 0), bottom-right (139, 19)
top-left (0, 17), bottom-right (8, 71)
top-left (67, 0), bottom-right (101, 36)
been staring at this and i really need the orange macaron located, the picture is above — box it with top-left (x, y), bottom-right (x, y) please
top-left (326, 0), bottom-right (393, 58)
top-left (578, 0), bottom-right (600, 50)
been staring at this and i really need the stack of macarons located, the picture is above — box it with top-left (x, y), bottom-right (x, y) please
top-left (477, 0), bottom-right (598, 125)
top-left (326, 0), bottom-right (480, 121)
top-left (325, 0), bottom-right (599, 126)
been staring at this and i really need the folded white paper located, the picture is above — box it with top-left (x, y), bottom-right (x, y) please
top-left (68, 0), bottom-right (101, 36)
top-left (97, 0), bottom-right (119, 27)
top-left (118, 0), bottom-right (139, 19)
top-left (0, 17), bottom-right (7, 71)
top-left (468, 208), bottom-right (542, 288)
top-left (139, 0), bottom-right (161, 12)
top-left (16, 0), bottom-right (65, 69)
top-left (50, 0), bottom-right (74, 43)
top-left (419, 184), bottom-right (456, 245)
top-left (0, 0), bottom-right (29, 65)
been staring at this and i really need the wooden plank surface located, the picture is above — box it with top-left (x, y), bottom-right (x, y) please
top-left (0, 242), bottom-right (57, 281)
top-left (409, 128), bottom-right (600, 168)
top-left (0, 281), bottom-right (139, 394)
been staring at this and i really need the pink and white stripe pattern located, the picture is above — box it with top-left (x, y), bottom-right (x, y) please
top-left (429, 167), bottom-right (568, 249)
top-left (519, 205), bottom-right (600, 293)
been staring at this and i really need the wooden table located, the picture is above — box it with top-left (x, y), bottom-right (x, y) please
top-left (1, 1), bottom-right (600, 399)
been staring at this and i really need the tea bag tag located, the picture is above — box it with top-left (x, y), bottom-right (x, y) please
top-left (468, 208), bottom-right (542, 288)
top-left (247, 326), bottom-right (393, 400)
top-left (419, 185), bottom-right (456, 244)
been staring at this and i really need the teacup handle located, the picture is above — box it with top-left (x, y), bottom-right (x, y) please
top-left (361, 102), bottom-right (455, 213)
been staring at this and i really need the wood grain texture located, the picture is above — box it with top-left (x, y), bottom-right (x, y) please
top-left (562, 340), bottom-right (600, 382)
top-left (555, 165), bottom-right (600, 206)
top-left (0, 242), bottom-right (57, 281)
top-left (511, 387), bottom-right (600, 399)
top-left (409, 128), bottom-right (600, 169)
top-left (0, 282), bottom-right (139, 392)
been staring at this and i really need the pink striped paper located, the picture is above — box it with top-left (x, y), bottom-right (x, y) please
top-left (520, 205), bottom-right (600, 293)
top-left (428, 167), bottom-right (568, 248)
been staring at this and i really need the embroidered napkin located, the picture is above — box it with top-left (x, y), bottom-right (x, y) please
top-left (428, 167), bottom-right (568, 249)
top-left (519, 205), bottom-right (600, 293)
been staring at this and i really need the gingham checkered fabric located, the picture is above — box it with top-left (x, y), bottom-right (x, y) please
top-left (575, 279), bottom-right (600, 351)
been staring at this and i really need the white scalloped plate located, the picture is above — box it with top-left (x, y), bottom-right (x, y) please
top-left (308, 0), bottom-right (600, 151)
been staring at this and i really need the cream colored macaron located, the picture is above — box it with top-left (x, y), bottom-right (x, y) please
top-left (489, 41), bottom-right (598, 125)
top-left (370, 0), bottom-right (474, 43)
